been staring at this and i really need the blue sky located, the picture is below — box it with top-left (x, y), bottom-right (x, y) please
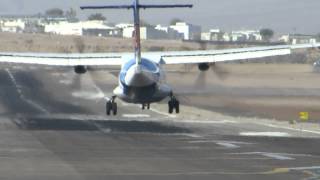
top-left (1, 0), bottom-right (320, 34)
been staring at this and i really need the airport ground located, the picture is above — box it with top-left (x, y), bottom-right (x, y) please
top-left (0, 63), bottom-right (320, 180)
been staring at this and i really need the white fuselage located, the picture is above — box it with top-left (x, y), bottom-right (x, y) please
top-left (113, 58), bottom-right (172, 104)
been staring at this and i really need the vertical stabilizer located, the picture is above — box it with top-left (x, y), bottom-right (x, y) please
top-left (81, 0), bottom-right (193, 67)
top-left (133, 0), bottom-right (142, 65)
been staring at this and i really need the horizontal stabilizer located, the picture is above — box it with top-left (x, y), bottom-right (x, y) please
top-left (81, 4), bottom-right (193, 10)
top-left (80, 5), bottom-right (133, 10)
top-left (139, 4), bottom-right (193, 9)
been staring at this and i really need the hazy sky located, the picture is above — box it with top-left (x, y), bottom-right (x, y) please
top-left (1, 0), bottom-right (320, 34)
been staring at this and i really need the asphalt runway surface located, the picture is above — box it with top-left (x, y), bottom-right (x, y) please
top-left (0, 65), bottom-right (320, 180)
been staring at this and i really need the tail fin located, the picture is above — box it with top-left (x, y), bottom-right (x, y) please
top-left (81, 0), bottom-right (193, 66)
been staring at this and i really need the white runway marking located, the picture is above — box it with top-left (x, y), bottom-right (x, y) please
top-left (216, 142), bottom-right (240, 149)
top-left (250, 121), bottom-right (320, 136)
top-left (149, 108), bottom-right (176, 118)
top-left (239, 132), bottom-right (291, 137)
top-left (178, 119), bottom-right (237, 124)
top-left (285, 166), bottom-right (320, 171)
top-left (190, 140), bottom-right (253, 149)
top-left (59, 80), bottom-right (72, 85)
top-left (261, 153), bottom-right (294, 160)
top-left (178, 133), bottom-right (203, 138)
top-left (6, 69), bottom-right (49, 114)
top-left (72, 91), bottom-right (105, 100)
top-left (231, 152), bottom-right (313, 160)
top-left (122, 114), bottom-right (151, 118)
top-left (266, 124), bottom-right (320, 135)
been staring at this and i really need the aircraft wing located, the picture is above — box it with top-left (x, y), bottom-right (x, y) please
top-left (0, 43), bottom-right (318, 66)
top-left (0, 52), bottom-right (128, 66)
top-left (145, 43), bottom-right (320, 65)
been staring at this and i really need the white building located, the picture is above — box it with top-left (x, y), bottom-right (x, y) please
top-left (169, 22), bottom-right (201, 40)
top-left (45, 21), bottom-right (82, 36)
top-left (0, 19), bottom-right (26, 33)
top-left (82, 21), bottom-right (121, 37)
top-left (141, 27), bottom-right (169, 39)
top-left (115, 23), bottom-right (133, 29)
top-left (155, 25), bottom-right (183, 40)
top-left (222, 33), bottom-right (231, 42)
top-left (201, 32), bottom-right (211, 41)
top-left (44, 20), bottom-right (120, 37)
top-left (122, 26), bottom-right (134, 38)
top-left (231, 32), bottom-right (247, 42)
top-left (210, 29), bottom-right (224, 41)
top-left (279, 34), bottom-right (317, 44)
top-left (231, 30), bottom-right (262, 42)
top-left (279, 35), bottom-right (290, 43)
top-left (122, 25), bottom-right (171, 40)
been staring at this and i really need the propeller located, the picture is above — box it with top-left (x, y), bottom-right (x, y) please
top-left (193, 63), bottom-right (229, 89)
top-left (194, 70), bottom-right (208, 88)
top-left (71, 73), bottom-right (82, 91)
top-left (193, 40), bottom-right (229, 87)
top-left (211, 63), bottom-right (229, 80)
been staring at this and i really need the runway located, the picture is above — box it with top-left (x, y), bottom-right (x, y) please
top-left (0, 65), bottom-right (320, 180)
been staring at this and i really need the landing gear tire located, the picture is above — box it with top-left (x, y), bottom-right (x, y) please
top-left (112, 102), bottom-right (117, 115)
top-left (142, 103), bottom-right (150, 110)
top-left (168, 94), bottom-right (180, 114)
top-left (168, 101), bottom-right (174, 114)
top-left (175, 101), bottom-right (180, 114)
top-left (106, 96), bottom-right (117, 116)
top-left (106, 101), bottom-right (112, 115)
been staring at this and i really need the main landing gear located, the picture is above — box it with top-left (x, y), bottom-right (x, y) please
top-left (106, 96), bottom-right (117, 116)
top-left (168, 92), bottom-right (180, 114)
top-left (141, 103), bottom-right (150, 110)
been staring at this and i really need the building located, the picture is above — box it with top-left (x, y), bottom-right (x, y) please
top-left (24, 22), bottom-right (45, 34)
top-left (115, 23), bottom-right (133, 29)
top-left (169, 22), bottom-right (201, 40)
top-left (210, 29), bottom-right (224, 41)
top-left (0, 18), bottom-right (26, 33)
top-left (141, 26), bottom-right (170, 40)
top-left (44, 21), bottom-right (82, 36)
top-left (231, 30), bottom-right (262, 42)
top-left (44, 20), bottom-right (122, 37)
top-left (155, 25), bottom-right (183, 40)
top-left (122, 25), bottom-right (173, 40)
top-left (222, 33), bottom-right (231, 42)
top-left (279, 34), bottom-right (317, 44)
top-left (201, 32), bottom-right (211, 41)
top-left (230, 32), bottom-right (247, 42)
top-left (82, 21), bottom-right (121, 37)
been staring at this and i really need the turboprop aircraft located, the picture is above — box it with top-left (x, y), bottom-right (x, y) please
top-left (0, 0), bottom-right (319, 115)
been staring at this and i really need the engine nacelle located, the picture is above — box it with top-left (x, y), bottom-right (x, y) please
top-left (198, 63), bottom-right (210, 71)
top-left (74, 65), bottom-right (87, 74)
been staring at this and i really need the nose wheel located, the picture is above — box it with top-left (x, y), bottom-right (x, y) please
top-left (168, 93), bottom-right (180, 114)
top-left (106, 96), bottom-right (117, 116)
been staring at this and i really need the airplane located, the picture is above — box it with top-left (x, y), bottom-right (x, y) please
top-left (0, 0), bottom-right (319, 116)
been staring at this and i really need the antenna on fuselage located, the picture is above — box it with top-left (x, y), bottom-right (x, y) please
top-left (80, 0), bottom-right (193, 66)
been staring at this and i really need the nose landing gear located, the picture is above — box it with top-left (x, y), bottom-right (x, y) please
top-left (168, 92), bottom-right (180, 114)
top-left (106, 96), bottom-right (117, 116)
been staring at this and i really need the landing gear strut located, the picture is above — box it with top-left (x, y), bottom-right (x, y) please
top-left (106, 96), bottom-right (117, 116)
top-left (168, 92), bottom-right (180, 114)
